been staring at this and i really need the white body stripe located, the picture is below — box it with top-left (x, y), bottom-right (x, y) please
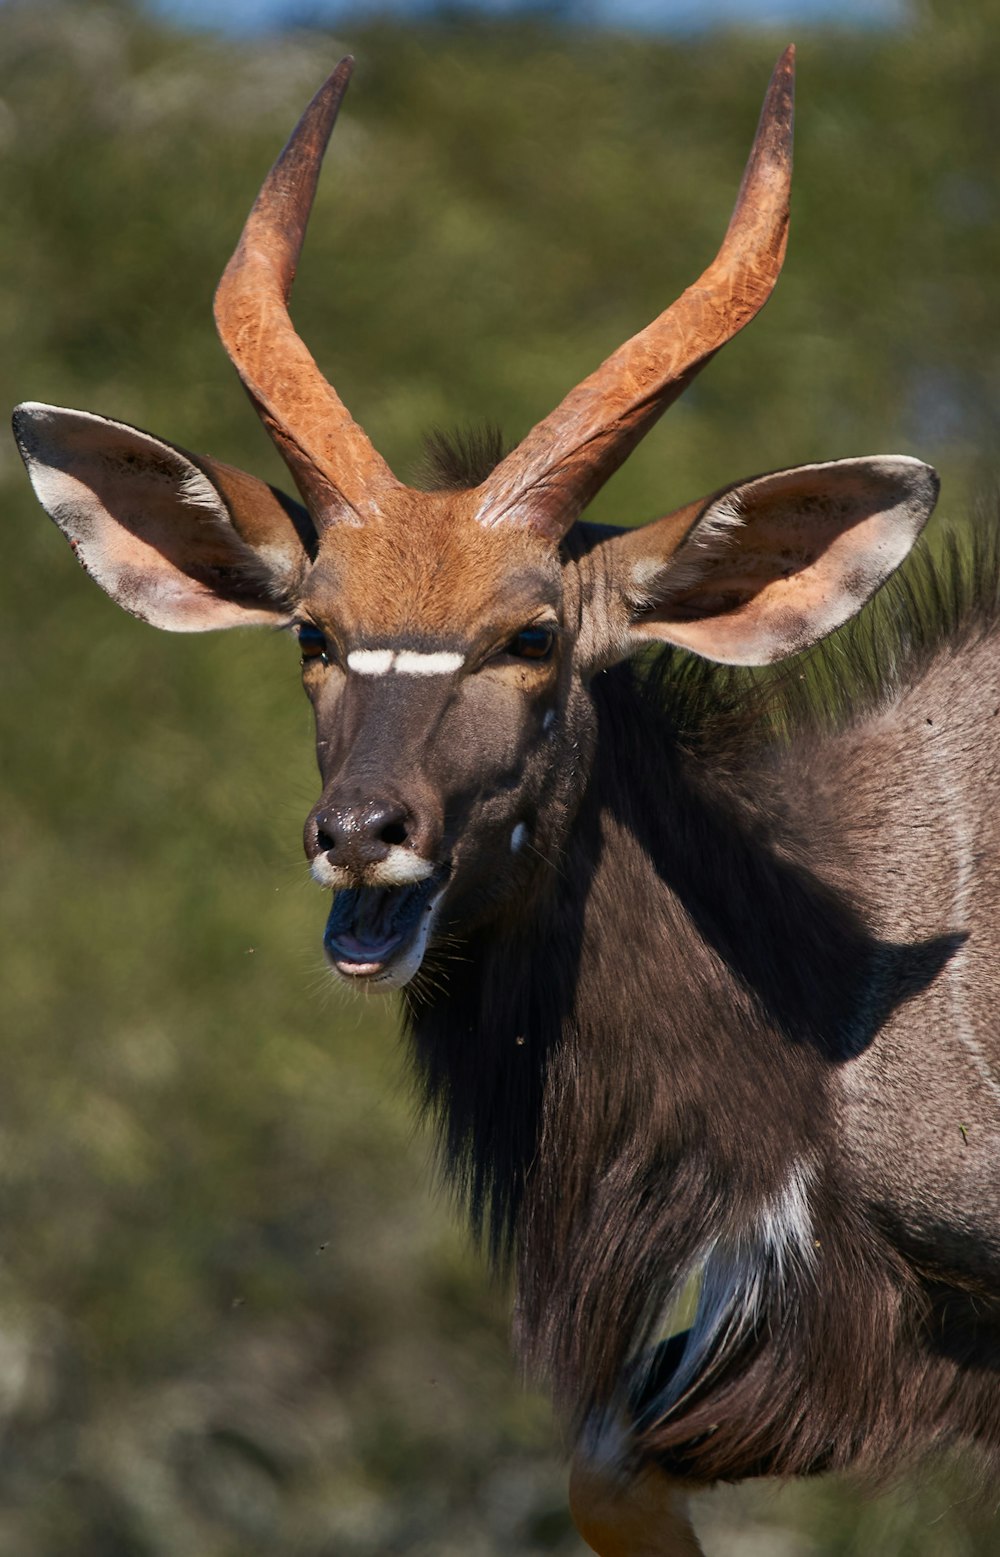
top-left (633, 1159), bottom-right (817, 1432)
top-left (347, 648), bottom-right (464, 676)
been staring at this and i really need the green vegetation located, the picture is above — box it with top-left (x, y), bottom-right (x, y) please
top-left (1, 1), bottom-right (999, 1550)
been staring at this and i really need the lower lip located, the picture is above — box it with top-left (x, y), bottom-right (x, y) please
top-left (332, 955), bottom-right (391, 979)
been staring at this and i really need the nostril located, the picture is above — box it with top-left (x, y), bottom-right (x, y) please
top-left (313, 802), bottom-right (414, 863)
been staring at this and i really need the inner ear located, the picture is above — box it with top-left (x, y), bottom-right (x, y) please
top-left (13, 403), bottom-right (314, 632)
top-left (610, 456), bottom-right (939, 667)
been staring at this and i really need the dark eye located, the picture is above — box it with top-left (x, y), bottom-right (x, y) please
top-left (297, 623), bottom-right (329, 665)
top-left (507, 625), bottom-right (556, 662)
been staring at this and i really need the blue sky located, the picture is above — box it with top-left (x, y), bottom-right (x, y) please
top-left (147, 0), bottom-right (906, 36)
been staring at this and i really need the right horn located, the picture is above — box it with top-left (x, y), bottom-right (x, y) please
top-left (214, 56), bottom-right (405, 529)
top-left (475, 46), bottom-right (796, 544)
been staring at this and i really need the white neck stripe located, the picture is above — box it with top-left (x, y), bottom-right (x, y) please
top-left (347, 648), bottom-right (465, 677)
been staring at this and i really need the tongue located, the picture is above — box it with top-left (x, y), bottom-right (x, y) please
top-left (333, 926), bottom-right (400, 961)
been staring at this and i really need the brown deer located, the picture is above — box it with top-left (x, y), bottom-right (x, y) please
top-left (14, 48), bottom-right (1000, 1556)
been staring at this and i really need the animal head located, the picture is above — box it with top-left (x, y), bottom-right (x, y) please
top-left (13, 49), bottom-right (938, 990)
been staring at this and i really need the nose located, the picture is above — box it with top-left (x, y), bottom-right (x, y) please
top-left (307, 796), bottom-right (413, 873)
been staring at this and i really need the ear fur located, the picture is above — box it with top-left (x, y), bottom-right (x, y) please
top-left (13, 403), bottom-right (314, 631)
top-left (588, 456), bottom-right (939, 669)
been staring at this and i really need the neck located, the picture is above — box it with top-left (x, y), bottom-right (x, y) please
top-left (400, 663), bottom-right (939, 1448)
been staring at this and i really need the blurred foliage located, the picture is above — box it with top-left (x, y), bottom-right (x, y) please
top-left (1, 0), bottom-right (1000, 1551)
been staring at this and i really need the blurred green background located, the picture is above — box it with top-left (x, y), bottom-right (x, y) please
top-left (2, 0), bottom-right (1000, 1551)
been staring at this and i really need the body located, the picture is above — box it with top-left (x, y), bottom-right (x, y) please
top-left (408, 540), bottom-right (1000, 1490)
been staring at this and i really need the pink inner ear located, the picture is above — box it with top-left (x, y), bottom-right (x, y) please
top-left (48, 464), bottom-right (266, 631)
top-left (654, 513), bottom-right (892, 662)
top-left (632, 458), bottom-right (938, 667)
top-left (17, 406), bottom-right (292, 633)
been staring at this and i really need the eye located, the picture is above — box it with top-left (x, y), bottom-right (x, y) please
top-left (297, 623), bottom-right (329, 665)
top-left (507, 625), bottom-right (556, 662)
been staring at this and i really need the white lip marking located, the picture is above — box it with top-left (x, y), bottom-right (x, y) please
top-left (345, 648), bottom-right (464, 677)
top-left (510, 822), bottom-right (528, 853)
top-left (347, 648), bottom-right (394, 674)
top-left (393, 650), bottom-right (464, 676)
top-left (310, 846), bottom-right (434, 890)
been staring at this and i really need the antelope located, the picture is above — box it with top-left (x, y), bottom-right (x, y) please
top-left (15, 46), bottom-right (1000, 1556)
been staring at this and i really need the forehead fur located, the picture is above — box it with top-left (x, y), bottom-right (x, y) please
top-left (302, 490), bottom-right (561, 640)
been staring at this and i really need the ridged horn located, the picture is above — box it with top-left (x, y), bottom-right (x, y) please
top-left (214, 56), bottom-right (404, 528)
top-left (474, 45), bottom-right (796, 543)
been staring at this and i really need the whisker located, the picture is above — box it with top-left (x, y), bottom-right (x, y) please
top-left (525, 836), bottom-right (568, 882)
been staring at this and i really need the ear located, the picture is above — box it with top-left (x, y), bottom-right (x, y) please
top-left (12, 403), bottom-right (315, 631)
top-left (589, 456), bottom-right (939, 669)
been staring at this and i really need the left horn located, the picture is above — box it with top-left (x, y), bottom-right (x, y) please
top-left (475, 45), bottom-right (796, 543)
top-left (214, 57), bottom-right (404, 527)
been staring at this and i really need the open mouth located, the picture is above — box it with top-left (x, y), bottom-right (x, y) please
top-left (323, 869), bottom-right (447, 986)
